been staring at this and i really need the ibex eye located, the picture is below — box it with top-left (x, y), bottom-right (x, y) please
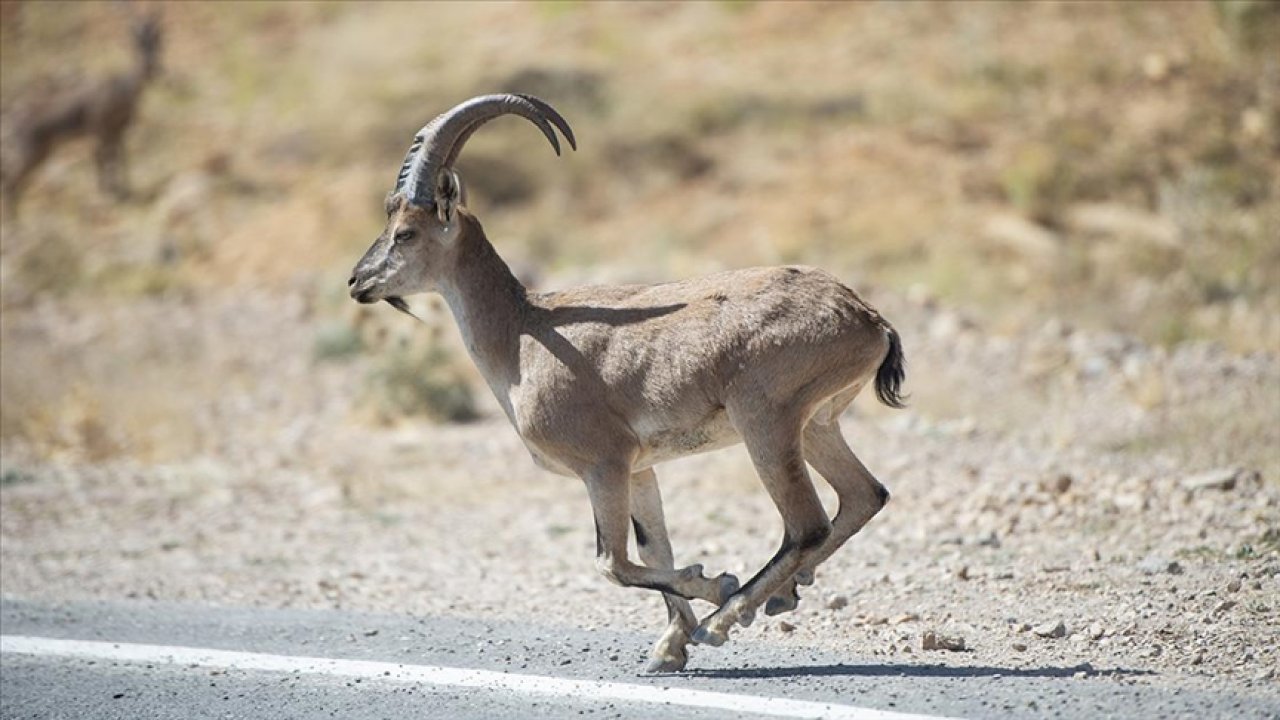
top-left (394, 229), bottom-right (416, 243)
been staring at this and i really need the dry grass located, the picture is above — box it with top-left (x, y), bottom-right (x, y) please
top-left (1, 1), bottom-right (1277, 465)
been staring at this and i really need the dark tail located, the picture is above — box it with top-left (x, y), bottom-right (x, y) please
top-left (874, 326), bottom-right (907, 409)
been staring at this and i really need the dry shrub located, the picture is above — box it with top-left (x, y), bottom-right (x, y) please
top-left (362, 341), bottom-right (479, 425)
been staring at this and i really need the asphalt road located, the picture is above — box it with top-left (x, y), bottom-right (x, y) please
top-left (1, 598), bottom-right (1276, 720)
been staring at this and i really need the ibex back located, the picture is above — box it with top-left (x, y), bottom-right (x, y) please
top-left (0, 12), bottom-right (162, 217)
top-left (348, 94), bottom-right (906, 672)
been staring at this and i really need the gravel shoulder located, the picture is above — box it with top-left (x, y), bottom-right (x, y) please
top-left (2, 288), bottom-right (1278, 708)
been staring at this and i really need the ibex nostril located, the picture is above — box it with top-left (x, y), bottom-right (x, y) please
top-left (347, 275), bottom-right (356, 287)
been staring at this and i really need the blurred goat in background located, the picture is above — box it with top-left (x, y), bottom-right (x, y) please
top-left (1, 9), bottom-right (162, 218)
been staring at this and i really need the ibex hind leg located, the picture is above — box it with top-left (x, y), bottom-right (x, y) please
top-left (630, 468), bottom-right (700, 673)
top-left (764, 419), bottom-right (888, 616)
top-left (692, 408), bottom-right (831, 648)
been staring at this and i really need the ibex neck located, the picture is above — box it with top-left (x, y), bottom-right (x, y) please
top-left (438, 214), bottom-right (528, 397)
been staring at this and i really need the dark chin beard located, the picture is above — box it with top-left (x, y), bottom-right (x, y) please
top-left (384, 296), bottom-right (424, 323)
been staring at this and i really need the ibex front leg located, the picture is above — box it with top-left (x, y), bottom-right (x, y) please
top-left (584, 462), bottom-right (739, 610)
top-left (94, 133), bottom-right (129, 200)
top-left (630, 468), bottom-right (700, 672)
top-left (692, 409), bottom-right (831, 647)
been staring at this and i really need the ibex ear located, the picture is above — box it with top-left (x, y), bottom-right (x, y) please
top-left (434, 169), bottom-right (464, 225)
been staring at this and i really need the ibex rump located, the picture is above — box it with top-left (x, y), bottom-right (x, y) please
top-left (349, 95), bottom-right (905, 672)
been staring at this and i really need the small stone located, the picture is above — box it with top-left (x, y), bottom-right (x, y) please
top-left (778, 621), bottom-right (796, 633)
top-left (1180, 468), bottom-right (1241, 493)
top-left (1137, 554), bottom-right (1182, 575)
top-left (1213, 600), bottom-right (1237, 616)
top-left (890, 612), bottom-right (920, 625)
top-left (363, 629), bottom-right (379, 637)
top-left (1088, 624), bottom-right (1105, 641)
top-left (1227, 579), bottom-right (1242, 593)
top-left (1190, 651), bottom-right (1204, 665)
top-left (922, 631), bottom-right (966, 652)
top-left (956, 565), bottom-right (970, 581)
top-left (1051, 474), bottom-right (1073, 495)
top-left (826, 594), bottom-right (849, 611)
top-left (1033, 621), bottom-right (1067, 639)
top-left (1012, 642), bottom-right (1028, 652)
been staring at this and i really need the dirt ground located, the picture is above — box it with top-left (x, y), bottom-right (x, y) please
top-left (1, 0), bottom-right (1277, 706)
top-left (2, 281), bottom-right (1276, 699)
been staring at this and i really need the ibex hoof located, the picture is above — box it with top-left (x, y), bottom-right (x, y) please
top-left (738, 605), bottom-right (757, 628)
top-left (796, 568), bottom-right (815, 586)
top-left (715, 573), bottom-right (740, 605)
top-left (765, 589), bottom-right (800, 617)
top-left (646, 652), bottom-right (688, 673)
top-left (691, 624), bottom-right (728, 648)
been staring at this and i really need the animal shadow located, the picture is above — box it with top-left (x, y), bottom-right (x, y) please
top-left (677, 661), bottom-right (1154, 681)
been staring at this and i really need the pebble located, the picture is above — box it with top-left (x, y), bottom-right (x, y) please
top-left (778, 621), bottom-right (796, 633)
top-left (890, 613), bottom-right (920, 625)
top-left (1088, 624), bottom-right (1106, 641)
top-left (1012, 642), bottom-right (1028, 652)
top-left (826, 594), bottom-right (849, 610)
top-left (922, 631), bottom-right (966, 652)
top-left (1137, 555), bottom-right (1183, 575)
top-left (1180, 468), bottom-right (1241, 493)
top-left (1033, 621), bottom-right (1067, 639)
top-left (1227, 579), bottom-right (1242, 593)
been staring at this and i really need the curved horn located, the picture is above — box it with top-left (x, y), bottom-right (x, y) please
top-left (393, 94), bottom-right (576, 207)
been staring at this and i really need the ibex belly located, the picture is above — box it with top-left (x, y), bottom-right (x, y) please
top-left (633, 409), bottom-right (740, 469)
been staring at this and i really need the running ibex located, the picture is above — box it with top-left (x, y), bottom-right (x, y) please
top-left (349, 94), bottom-right (905, 672)
top-left (0, 12), bottom-right (162, 216)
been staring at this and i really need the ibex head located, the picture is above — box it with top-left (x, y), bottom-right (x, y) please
top-left (348, 94), bottom-right (575, 307)
top-left (131, 12), bottom-right (163, 79)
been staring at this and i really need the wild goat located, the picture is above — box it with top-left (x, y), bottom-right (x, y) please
top-left (0, 12), bottom-right (162, 216)
top-left (349, 94), bottom-right (906, 672)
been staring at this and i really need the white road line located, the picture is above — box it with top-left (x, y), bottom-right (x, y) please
top-left (1, 634), bottom-right (958, 720)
